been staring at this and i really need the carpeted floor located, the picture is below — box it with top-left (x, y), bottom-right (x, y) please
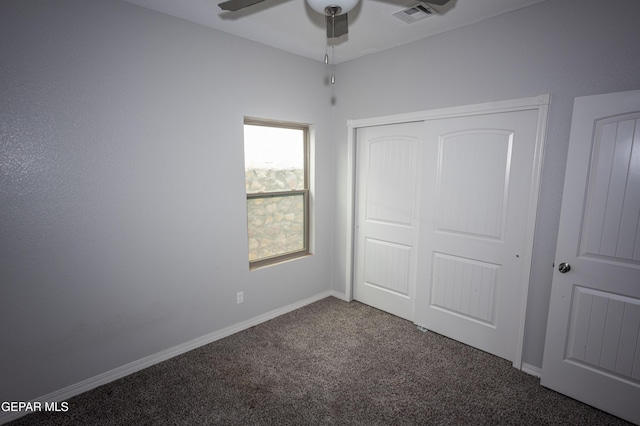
top-left (9, 297), bottom-right (631, 425)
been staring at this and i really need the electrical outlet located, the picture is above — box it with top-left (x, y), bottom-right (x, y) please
top-left (236, 291), bottom-right (244, 304)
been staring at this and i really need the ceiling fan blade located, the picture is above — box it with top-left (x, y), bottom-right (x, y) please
top-left (326, 13), bottom-right (348, 38)
top-left (424, 0), bottom-right (450, 5)
top-left (218, 0), bottom-right (267, 11)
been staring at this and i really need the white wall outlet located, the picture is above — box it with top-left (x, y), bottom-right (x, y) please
top-left (236, 291), bottom-right (244, 304)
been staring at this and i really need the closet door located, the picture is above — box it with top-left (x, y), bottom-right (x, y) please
top-left (353, 122), bottom-right (423, 321)
top-left (414, 109), bottom-right (541, 363)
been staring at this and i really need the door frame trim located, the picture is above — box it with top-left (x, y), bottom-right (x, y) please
top-left (344, 94), bottom-right (550, 369)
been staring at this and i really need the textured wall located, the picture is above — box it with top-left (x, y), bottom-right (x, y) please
top-left (0, 0), bottom-right (333, 403)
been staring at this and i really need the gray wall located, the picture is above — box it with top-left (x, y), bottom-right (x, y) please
top-left (0, 0), bottom-right (333, 402)
top-left (331, 0), bottom-right (640, 368)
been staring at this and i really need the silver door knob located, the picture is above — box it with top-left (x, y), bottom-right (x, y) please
top-left (558, 262), bottom-right (571, 273)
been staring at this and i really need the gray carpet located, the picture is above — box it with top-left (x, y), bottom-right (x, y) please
top-left (9, 297), bottom-right (631, 425)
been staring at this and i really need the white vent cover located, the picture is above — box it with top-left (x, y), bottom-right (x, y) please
top-left (393, 2), bottom-right (439, 24)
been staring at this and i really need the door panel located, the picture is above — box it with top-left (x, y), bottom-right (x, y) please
top-left (365, 134), bottom-right (417, 226)
top-left (353, 122), bottom-right (423, 320)
top-left (414, 110), bottom-right (541, 362)
top-left (437, 130), bottom-right (512, 240)
top-left (431, 253), bottom-right (498, 325)
top-left (542, 90), bottom-right (640, 424)
top-left (581, 114), bottom-right (640, 261)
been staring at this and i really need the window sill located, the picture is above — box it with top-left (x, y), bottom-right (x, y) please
top-left (249, 252), bottom-right (313, 271)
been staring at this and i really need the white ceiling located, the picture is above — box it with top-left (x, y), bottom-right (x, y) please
top-left (122, 0), bottom-right (547, 63)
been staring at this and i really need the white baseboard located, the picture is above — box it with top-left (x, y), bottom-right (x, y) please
top-left (327, 289), bottom-right (349, 301)
top-left (0, 291), bottom-right (334, 425)
top-left (521, 362), bottom-right (542, 378)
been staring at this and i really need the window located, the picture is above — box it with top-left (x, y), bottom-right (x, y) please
top-left (243, 118), bottom-right (310, 268)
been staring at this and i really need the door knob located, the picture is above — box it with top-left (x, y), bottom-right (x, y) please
top-left (558, 262), bottom-right (571, 273)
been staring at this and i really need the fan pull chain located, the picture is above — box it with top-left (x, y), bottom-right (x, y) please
top-left (323, 9), bottom-right (337, 85)
top-left (331, 13), bottom-right (335, 84)
top-left (331, 46), bottom-right (335, 84)
top-left (324, 41), bottom-right (332, 84)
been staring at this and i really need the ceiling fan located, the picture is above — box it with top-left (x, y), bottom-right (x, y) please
top-left (218, 0), bottom-right (452, 39)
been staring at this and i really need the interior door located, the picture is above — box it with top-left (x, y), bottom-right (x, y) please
top-left (353, 122), bottom-right (423, 321)
top-left (413, 109), bottom-right (542, 363)
top-left (541, 90), bottom-right (640, 425)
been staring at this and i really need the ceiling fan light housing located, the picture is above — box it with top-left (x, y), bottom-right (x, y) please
top-left (307, 0), bottom-right (358, 16)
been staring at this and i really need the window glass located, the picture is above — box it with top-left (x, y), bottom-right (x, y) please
top-left (247, 194), bottom-right (305, 261)
top-left (243, 119), bottom-right (309, 268)
top-left (244, 125), bottom-right (304, 192)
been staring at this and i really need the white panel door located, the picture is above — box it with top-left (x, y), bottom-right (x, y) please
top-left (541, 90), bottom-right (640, 425)
top-left (414, 109), bottom-right (541, 362)
top-left (353, 122), bottom-right (423, 321)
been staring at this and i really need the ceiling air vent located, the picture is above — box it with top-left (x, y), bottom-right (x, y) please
top-left (393, 2), bottom-right (439, 24)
